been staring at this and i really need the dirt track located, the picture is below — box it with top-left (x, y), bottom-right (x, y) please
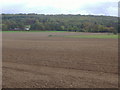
top-left (2, 32), bottom-right (118, 88)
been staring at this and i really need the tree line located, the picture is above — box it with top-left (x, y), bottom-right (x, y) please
top-left (2, 14), bottom-right (119, 34)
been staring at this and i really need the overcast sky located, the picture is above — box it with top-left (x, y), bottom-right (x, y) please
top-left (1, 0), bottom-right (119, 16)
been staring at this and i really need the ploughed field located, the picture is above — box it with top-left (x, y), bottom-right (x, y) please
top-left (2, 32), bottom-right (118, 88)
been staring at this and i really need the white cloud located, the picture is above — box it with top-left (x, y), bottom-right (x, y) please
top-left (107, 7), bottom-right (118, 16)
top-left (1, 0), bottom-right (119, 16)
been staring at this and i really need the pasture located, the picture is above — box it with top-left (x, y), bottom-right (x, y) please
top-left (65, 34), bottom-right (118, 39)
top-left (2, 32), bottom-right (118, 88)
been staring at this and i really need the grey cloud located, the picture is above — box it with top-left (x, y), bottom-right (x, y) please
top-left (2, 3), bottom-right (27, 13)
top-left (80, 2), bottom-right (118, 16)
top-left (1, 1), bottom-right (118, 16)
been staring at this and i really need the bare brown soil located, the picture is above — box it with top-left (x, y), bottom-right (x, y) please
top-left (2, 32), bottom-right (118, 88)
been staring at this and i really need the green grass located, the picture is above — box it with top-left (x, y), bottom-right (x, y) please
top-left (65, 35), bottom-right (119, 39)
top-left (1, 31), bottom-right (67, 32)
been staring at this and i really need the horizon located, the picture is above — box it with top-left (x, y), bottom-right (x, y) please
top-left (1, 13), bottom-right (118, 17)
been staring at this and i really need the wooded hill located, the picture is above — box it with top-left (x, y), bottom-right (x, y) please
top-left (2, 14), bottom-right (119, 33)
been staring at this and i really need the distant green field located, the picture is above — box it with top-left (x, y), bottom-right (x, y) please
top-left (2, 31), bottom-right (119, 39)
top-left (2, 31), bottom-right (67, 32)
top-left (65, 35), bottom-right (119, 39)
